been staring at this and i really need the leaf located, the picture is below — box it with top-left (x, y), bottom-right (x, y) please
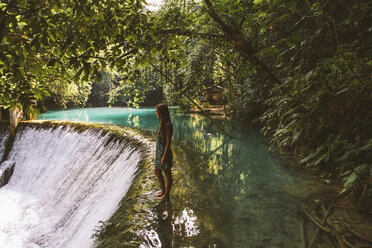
top-left (305, 70), bottom-right (313, 80)
top-left (287, 0), bottom-right (297, 12)
top-left (337, 87), bottom-right (350, 95)
top-left (278, 13), bottom-right (291, 21)
top-left (343, 172), bottom-right (357, 191)
top-left (313, 150), bottom-right (329, 167)
top-left (340, 170), bottom-right (352, 177)
top-left (74, 68), bottom-right (84, 80)
top-left (338, 148), bottom-right (358, 162)
top-left (292, 129), bottom-right (302, 144)
top-left (286, 34), bottom-right (303, 46)
top-left (0, 3), bottom-right (7, 10)
top-left (339, 188), bottom-right (347, 194)
top-left (253, 0), bottom-right (263, 4)
top-left (300, 151), bottom-right (318, 164)
top-left (354, 164), bottom-right (368, 174)
top-left (360, 139), bottom-right (372, 151)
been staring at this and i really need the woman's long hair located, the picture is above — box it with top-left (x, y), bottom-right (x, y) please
top-left (157, 103), bottom-right (171, 138)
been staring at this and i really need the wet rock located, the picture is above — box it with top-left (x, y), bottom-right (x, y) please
top-left (0, 160), bottom-right (15, 187)
top-left (9, 106), bottom-right (23, 134)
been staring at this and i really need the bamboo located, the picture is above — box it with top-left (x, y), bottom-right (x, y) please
top-left (324, 233), bottom-right (338, 248)
top-left (348, 228), bottom-right (372, 245)
top-left (308, 205), bottom-right (332, 248)
top-left (335, 233), bottom-right (347, 248)
top-left (300, 218), bottom-right (307, 248)
top-left (341, 235), bottom-right (357, 248)
top-left (323, 209), bottom-right (372, 246)
top-left (149, 61), bottom-right (234, 139)
top-left (277, 115), bottom-right (284, 131)
top-left (302, 206), bottom-right (332, 234)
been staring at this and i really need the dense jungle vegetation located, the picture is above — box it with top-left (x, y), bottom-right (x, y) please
top-left (0, 0), bottom-right (371, 206)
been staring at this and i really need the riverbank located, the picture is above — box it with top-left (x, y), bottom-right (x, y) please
top-left (95, 127), bottom-right (372, 248)
top-left (35, 108), bottom-right (372, 247)
top-left (189, 105), bottom-right (226, 116)
top-left (185, 107), bottom-right (372, 247)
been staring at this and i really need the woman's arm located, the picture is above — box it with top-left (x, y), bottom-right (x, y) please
top-left (161, 122), bottom-right (173, 165)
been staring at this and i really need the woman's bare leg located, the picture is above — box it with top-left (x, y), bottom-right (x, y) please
top-left (160, 169), bottom-right (172, 199)
top-left (154, 167), bottom-right (165, 197)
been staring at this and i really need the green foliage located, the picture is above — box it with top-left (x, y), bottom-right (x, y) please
top-left (260, 49), bottom-right (372, 196)
top-left (0, 0), bottom-right (371, 201)
top-left (87, 70), bottom-right (119, 107)
top-left (0, 0), bottom-right (147, 112)
top-left (154, 0), bottom-right (372, 200)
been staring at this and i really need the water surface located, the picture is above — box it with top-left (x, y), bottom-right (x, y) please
top-left (38, 107), bottom-right (315, 247)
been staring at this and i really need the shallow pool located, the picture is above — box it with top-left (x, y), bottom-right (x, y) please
top-left (38, 107), bottom-right (317, 247)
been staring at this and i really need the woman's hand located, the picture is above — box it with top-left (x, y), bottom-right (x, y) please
top-left (161, 157), bottom-right (165, 165)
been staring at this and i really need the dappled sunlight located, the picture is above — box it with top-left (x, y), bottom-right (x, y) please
top-left (174, 209), bottom-right (200, 238)
top-left (144, 0), bottom-right (164, 12)
top-left (2, 0), bottom-right (369, 246)
top-left (37, 108), bottom-right (332, 247)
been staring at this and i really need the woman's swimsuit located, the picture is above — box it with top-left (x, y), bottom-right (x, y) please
top-left (155, 127), bottom-right (173, 170)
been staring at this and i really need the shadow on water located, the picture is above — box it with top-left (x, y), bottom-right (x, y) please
top-left (152, 199), bottom-right (174, 247)
top-left (39, 108), bottom-right (330, 248)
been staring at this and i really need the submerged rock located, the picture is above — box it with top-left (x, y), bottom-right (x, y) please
top-left (0, 160), bottom-right (15, 187)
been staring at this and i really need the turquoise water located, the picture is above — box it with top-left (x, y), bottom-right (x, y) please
top-left (38, 107), bottom-right (317, 247)
top-left (38, 107), bottom-right (160, 130)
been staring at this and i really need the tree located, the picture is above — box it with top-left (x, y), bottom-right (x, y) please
top-left (0, 0), bottom-right (148, 115)
top-left (140, 0), bottom-right (372, 200)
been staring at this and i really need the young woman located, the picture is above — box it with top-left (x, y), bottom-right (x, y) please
top-left (154, 103), bottom-right (173, 199)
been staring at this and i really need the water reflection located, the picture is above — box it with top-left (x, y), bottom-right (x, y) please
top-left (38, 108), bottom-right (315, 247)
top-left (137, 197), bottom-right (206, 248)
top-left (141, 199), bottom-right (174, 248)
top-left (149, 111), bottom-right (305, 247)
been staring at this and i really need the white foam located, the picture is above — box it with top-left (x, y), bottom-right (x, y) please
top-left (0, 125), bottom-right (141, 248)
top-left (0, 125), bottom-right (10, 160)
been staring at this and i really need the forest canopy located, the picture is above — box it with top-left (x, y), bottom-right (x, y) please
top-left (0, 0), bottom-right (371, 201)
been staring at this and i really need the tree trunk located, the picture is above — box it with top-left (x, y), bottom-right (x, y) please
top-left (203, 0), bottom-right (280, 89)
top-left (9, 105), bottom-right (23, 135)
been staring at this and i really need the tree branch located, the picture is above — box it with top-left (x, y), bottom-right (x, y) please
top-left (159, 28), bottom-right (224, 40)
top-left (148, 60), bottom-right (234, 139)
top-left (203, 0), bottom-right (280, 88)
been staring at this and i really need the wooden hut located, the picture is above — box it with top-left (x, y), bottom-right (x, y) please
top-left (204, 86), bottom-right (224, 105)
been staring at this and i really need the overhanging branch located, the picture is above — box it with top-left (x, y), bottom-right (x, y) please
top-left (159, 28), bottom-right (224, 40)
top-left (204, 0), bottom-right (281, 87)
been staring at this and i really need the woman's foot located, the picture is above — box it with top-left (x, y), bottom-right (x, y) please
top-left (158, 193), bottom-right (169, 199)
top-left (154, 192), bottom-right (165, 198)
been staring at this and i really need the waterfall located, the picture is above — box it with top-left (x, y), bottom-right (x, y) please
top-left (0, 123), bottom-right (142, 248)
top-left (0, 123), bottom-right (10, 160)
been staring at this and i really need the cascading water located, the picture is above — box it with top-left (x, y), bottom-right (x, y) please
top-left (0, 123), bottom-right (142, 248)
top-left (0, 123), bottom-right (10, 160)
